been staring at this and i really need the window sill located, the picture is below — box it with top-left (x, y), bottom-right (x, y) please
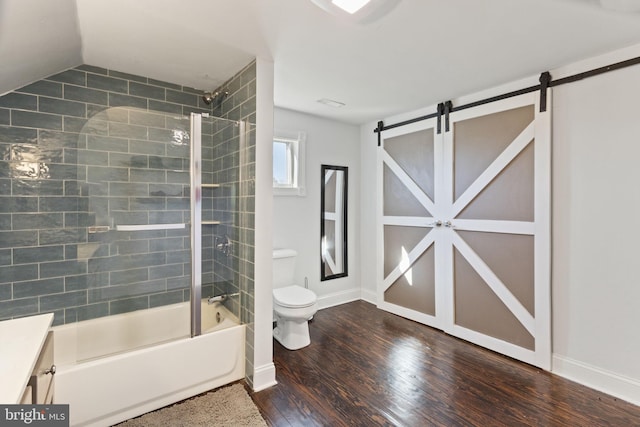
top-left (274, 186), bottom-right (306, 197)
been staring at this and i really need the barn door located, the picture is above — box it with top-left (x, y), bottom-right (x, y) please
top-left (377, 92), bottom-right (550, 369)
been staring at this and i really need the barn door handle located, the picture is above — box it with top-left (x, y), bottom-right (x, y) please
top-left (429, 220), bottom-right (443, 227)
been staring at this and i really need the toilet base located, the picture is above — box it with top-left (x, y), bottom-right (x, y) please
top-left (273, 314), bottom-right (311, 350)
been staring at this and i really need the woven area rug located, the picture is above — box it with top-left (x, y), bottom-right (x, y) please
top-left (116, 383), bottom-right (267, 427)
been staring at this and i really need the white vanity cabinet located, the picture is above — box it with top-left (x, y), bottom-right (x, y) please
top-left (0, 313), bottom-right (55, 404)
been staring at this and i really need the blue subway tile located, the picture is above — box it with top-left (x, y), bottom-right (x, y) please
top-left (108, 295), bottom-right (149, 315)
top-left (87, 74), bottom-right (128, 93)
top-left (12, 110), bottom-right (62, 130)
top-left (150, 290), bottom-right (182, 308)
top-left (87, 135), bottom-right (129, 152)
top-left (149, 100), bottom-right (182, 114)
top-left (65, 272), bottom-right (110, 291)
top-left (0, 249), bottom-right (10, 266)
top-left (108, 93), bottom-right (147, 109)
top-left (13, 245), bottom-right (64, 264)
top-left (13, 277), bottom-right (64, 298)
top-left (0, 264), bottom-right (38, 284)
top-left (64, 85), bottom-right (108, 105)
top-left (129, 111), bottom-right (165, 128)
top-left (109, 122), bottom-right (148, 139)
top-left (130, 82), bottom-right (165, 100)
top-left (0, 297), bottom-right (39, 319)
top-left (38, 130), bottom-right (84, 148)
top-left (40, 290), bottom-right (87, 311)
top-left (0, 283), bottom-right (10, 300)
top-left (39, 228), bottom-right (86, 245)
top-left (0, 214), bottom-right (9, 230)
top-left (109, 153), bottom-right (148, 168)
top-left (76, 64), bottom-right (108, 75)
top-left (12, 213), bottom-right (64, 230)
top-left (0, 108), bottom-right (8, 125)
top-left (166, 90), bottom-right (198, 106)
top-left (48, 70), bottom-right (87, 86)
top-left (0, 230), bottom-right (38, 248)
top-left (0, 126), bottom-right (38, 144)
top-left (39, 97), bottom-right (86, 118)
top-left (40, 260), bottom-right (87, 278)
top-left (17, 80), bottom-right (63, 98)
top-left (64, 116), bottom-right (109, 135)
top-left (110, 267), bottom-right (149, 286)
top-left (0, 93), bottom-right (38, 110)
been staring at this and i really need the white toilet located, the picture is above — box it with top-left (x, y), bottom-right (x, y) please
top-left (272, 249), bottom-right (318, 350)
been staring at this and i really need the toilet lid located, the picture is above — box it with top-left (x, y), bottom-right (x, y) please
top-left (273, 285), bottom-right (317, 308)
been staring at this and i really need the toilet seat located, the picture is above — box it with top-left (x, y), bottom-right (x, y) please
top-left (273, 285), bottom-right (316, 308)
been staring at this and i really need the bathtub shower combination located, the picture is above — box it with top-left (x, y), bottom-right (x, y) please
top-left (41, 109), bottom-right (256, 426)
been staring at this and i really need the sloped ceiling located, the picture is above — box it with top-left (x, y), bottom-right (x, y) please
top-left (3, 0), bottom-right (640, 124)
top-left (0, 0), bottom-right (82, 97)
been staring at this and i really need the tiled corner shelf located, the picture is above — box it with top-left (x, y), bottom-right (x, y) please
top-left (202, 183), bottom-right (221, 225)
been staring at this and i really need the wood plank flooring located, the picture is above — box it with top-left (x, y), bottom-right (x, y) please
top-left (250, 300), bottom-right (640, 426)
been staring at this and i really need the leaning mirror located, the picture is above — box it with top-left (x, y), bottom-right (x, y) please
top-left (321, 165), bottom-right (348, 281)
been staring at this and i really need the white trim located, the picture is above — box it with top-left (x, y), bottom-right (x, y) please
top-left (533, 90), bottom-right (552, 370)
top-left (317, 288), bottom-right (362, 310)
top-left (273, 130), bottom-right (306, 197)
top-left (382, 216), bottom-right (436, 227)
top-left (452, 219), bottom-right (534, 235)
top-left (361, 288), bottom-right (377, 304)
top-left (251, 363), bottom-right (277, 392)
top-left (377, 300), bottom-right (442, 330)
top-left (553, 354), bottom-right (640, 406)
top-left (450, 324), bottom-right (537, 366)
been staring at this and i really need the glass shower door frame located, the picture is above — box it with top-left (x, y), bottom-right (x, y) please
top-left (190, 112), bottom-right (204, 337)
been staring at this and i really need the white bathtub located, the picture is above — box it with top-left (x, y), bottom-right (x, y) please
top-left (53, 301), bottom-right (245, 427)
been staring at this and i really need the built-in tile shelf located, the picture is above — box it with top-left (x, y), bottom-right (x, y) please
top-left (202, 221), bottom-right (221, 225)
top-left (202, 184), bottom-right (221, 188)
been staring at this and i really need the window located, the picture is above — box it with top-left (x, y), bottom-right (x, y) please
top-left (273, 130), bottom-right (306, 196)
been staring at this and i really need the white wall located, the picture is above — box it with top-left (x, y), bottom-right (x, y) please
top-left (252, 58), bottom-right (276, 392)
top-left (359, 43), bottom-right (640, 405)
top-left (273, 108), bottom-right (361, 309)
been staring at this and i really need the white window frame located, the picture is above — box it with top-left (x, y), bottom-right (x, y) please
top-left (273, 130), bottom-right (306, 196)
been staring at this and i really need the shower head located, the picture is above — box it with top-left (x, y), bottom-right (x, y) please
top-left (202, 90), bottom-right (229, 106)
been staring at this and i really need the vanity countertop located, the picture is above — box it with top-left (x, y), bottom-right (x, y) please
top-left (0, 313), bottom-right (54, 403)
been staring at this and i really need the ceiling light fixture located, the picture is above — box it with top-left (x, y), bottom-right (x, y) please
top-left (310, 0), bottom-right (401, 24)
top-left (317, 98), bottom-right (346, 108)
top-left (332, 0), bottom-right (371, 14)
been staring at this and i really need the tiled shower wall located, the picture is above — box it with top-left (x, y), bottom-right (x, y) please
top-left (0, 63), bottom-right (256, 328)
top-left (209, 62), bottom-right (258, 386)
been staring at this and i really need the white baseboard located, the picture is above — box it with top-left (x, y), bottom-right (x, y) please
top-left (252, 362), bottom-right (277, 392)
top-left (360, 288), bottom-right (377, 305)
top-left (552, 354), bottom-right (640, 406)
top-left (317, 288), bottom-right (361, 310)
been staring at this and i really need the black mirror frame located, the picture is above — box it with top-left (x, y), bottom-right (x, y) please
top-left (320, 164), bottom-right (348, 281)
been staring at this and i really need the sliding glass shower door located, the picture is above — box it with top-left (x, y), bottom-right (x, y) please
top-left (73, 107), bottom-right (248, 360)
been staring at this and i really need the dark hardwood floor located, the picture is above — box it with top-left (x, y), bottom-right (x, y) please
top-left (250, 300), bottom-right (640, 426)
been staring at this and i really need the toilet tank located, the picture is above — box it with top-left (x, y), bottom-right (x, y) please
top-left (273, 249), bottom-right (297, 288)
